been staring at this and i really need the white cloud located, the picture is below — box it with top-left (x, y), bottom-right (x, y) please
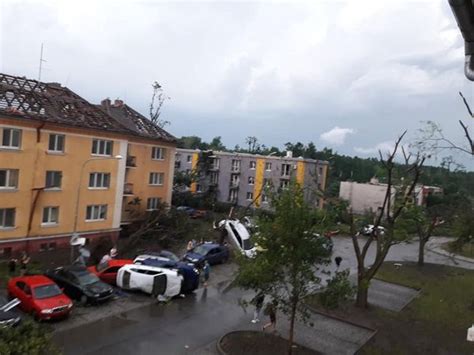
top-left (320, 127), bottom-right (355, 146)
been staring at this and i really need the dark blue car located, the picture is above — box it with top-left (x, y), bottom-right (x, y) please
top-left (183, 243), bottom-right (229, 267)
top-left (135, 251), bottom-right (200, 293)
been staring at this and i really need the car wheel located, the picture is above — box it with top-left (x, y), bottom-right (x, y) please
top-left (80, 295), bottom-right (88, 305)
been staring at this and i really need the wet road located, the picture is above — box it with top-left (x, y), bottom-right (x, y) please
top-left (55, 236), bottom-right (472, 355)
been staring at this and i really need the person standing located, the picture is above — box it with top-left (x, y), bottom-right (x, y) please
top-left (19, 252), bottom-right (30, 276)
top-left (8, 257), bottom-right (17, 276)
top-left (335, 256), bottom-right (342, 270)
top-left (202, 260), bottom-right (210, 287)
top-left (262, 301), bottom-right (277, 332)
top-left (187, 240), bottom-right (194, 252)
top-left (251, 293), bottom-right (265, 323)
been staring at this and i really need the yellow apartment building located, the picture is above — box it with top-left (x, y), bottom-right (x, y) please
top-left (0, 73), bottom-right (176, 256)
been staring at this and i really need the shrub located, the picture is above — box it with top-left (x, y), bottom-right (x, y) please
top-left (318, 269), bottom-right (355, 309)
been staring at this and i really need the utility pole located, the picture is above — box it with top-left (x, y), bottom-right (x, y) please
top-left (38, 43), bottom-right (46, 81)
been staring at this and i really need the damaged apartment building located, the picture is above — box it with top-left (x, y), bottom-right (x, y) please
top-left (174, 149), bottom-right (329, 209)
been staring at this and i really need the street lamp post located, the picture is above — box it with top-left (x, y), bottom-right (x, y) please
top-left (70, 155), bottom-right (123, 263)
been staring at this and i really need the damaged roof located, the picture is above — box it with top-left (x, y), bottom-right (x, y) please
top-left (0, 73), bottom-right (175, 143)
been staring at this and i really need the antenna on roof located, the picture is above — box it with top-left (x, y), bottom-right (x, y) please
top-left (38, 43), bottom-right (47, 81)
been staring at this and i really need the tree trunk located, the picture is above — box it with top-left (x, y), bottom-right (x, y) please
top-left (355, 276), bottom-right (369, 308)
top-left (418, 237), bottom-right (426, 266)
top-left (288, 301), bottom-right (297, 355)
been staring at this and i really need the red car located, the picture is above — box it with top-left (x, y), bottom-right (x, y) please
top-left (88, 259), bottom-right (133, 285)
top-left (7, 275), bottom-right (73, 321)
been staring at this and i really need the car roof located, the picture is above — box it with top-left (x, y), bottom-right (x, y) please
top-left (11, 275), bottom-right (55, 287)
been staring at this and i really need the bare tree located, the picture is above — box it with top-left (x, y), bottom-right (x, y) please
top-left (351, 131), bottom-right (425, 308)
top-left (150, 81), bottom-right (170, 128)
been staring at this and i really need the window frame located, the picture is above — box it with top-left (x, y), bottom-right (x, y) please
top-left (48, 134), bottom-right (65, 153)
top-left (246, 191), bottom-right (254, 200)
top-left (151, 147), bottom-right (166, 160)
top-left (91, 139), bottom-right (113, 156)
top-left (42, 206), bottom-right (59, 225)
top-left (45, 171), bottom-right (62, 190)
top-left (146, 197), bottom-right (160, 211)
top-left (265, 162), bottom-right (272, 171)
top-left (249, 161), bottom-right (256, 169)
top-left (0, 169), bottom-right (19, 189)
top-left (88, 172), bottom-right (111, 189)
top-left (85, 204), bottom-right (108, 221)
top-left (248, 176), bottom-right (255, 185)
top-left (1, 128), bottom-right (21, 149)
top-left (0, 208), bottom-right (15, 228)
top-left (149, 172), bottom-right (164, 186)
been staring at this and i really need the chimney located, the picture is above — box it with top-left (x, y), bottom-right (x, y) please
top-left (114, 99), bottom-right (124, 107)
top-left (286, 151), bottom-right (293, 158)
top-left (101, 98), bottom-right (111, 109)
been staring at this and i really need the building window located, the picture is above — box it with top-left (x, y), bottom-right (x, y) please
top-left (86, 205), bottom-right (107, 221)
top-left (263, 178), bottom-right (271, 187)
top-left (45, 171), bottom-right (62, 189)
top-left (196, 184), bottom-right (202, 193)
top-left (248, 176), bottom-right (255, 185)
top-left (91, 139), bottom-right (113, 156)
top-left (280, 180), bottom-right (290, 189)
top-left (281, 164), bottom-right (291, 177)
top-left (175, 161), bottom-right (181, 169)
top-left (265, 162), bottom-right (272, 171)
top-left (0, 208), bottom-right (15, 228)
top-left (262, 194), bottom-right (269, 203)
top-left (89, 173), bottom-right (110, 188)
top-left (187, 155), bottom-right (192, 163)
top-left (48, 134), bottom-right (65, 152)
top-left (318, 166), bottom-right (323, 175)
top-left (151, 147), bottom-right (166, 160)
top-left (1, 128), bottom-right (21, 148)
top-left (149, 172), bottom-right (164, 186)
top-left (231, 174), bottom-right (240, 186)
top-left (42, 206), bottom-right (59, 225)
top-left (147, 197), bottom-right (160, 210)
top-left (0, 169), bottom-right (19, 189)
top-left (249, 161), bottom-right (256, 169)
top-left (210, 171), bottom-right (219, 185)
top-left (229, 189), bottom-right (238, 203)
top-left (211, 158), bottom-right (220, 170)
top-left (231, 159), bottom-right (241, 172)
top-left (246, 192), bottom-right (254, 200)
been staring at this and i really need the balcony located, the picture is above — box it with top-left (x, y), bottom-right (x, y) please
top-left (126, 155), bottom-right (137, 168)
top-left (123, 183), bottom-right (134, 196)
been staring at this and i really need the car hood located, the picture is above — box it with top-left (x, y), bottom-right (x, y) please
top-left (35, 294), bottom-right (71, 309)
top-left (84, 282), bottom-right (112, 294)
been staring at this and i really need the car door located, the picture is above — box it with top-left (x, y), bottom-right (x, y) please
top-left (152, 273), bottom-right (167, 296)
top-left (206, 248), bottom-right (218, 264)
top-left (13, 281), bottom-right (28, 312)
top-left (102, 266), bottom-right (121, 284)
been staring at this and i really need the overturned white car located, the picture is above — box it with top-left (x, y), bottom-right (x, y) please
top-left (215, 219), bottom-right (256, 258)
top-left (116, 264), bottom-right (183, 300)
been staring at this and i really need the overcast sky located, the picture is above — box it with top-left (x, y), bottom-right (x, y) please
top-left (1, 0), bottom-right (474, 168)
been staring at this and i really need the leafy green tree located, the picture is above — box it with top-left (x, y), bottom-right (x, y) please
top-left (318, 270), bottom-right (355, 310)
top-left (235, 183), bottom-right (332, 354)
top-left (0, 320), bottom-right (59, 355)
top-left (208, 136), bottom-right (226, 151)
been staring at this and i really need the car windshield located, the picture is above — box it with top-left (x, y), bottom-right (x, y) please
top-left (243, 239), bottom-right (254, 250)
top-left (96, 261), bottom-right (110, 272)
top-left (75, 271), bottom-right (100, 286)
top-left (192, 245), bottom-right (210, 256)
top-left (33, 284), bottom-right (62, 299)
top-left (161, 251), bottom-right (179, 262)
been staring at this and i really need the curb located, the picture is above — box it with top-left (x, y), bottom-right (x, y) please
top-left (216, 333), bottom-right (227, 355)
top-left (426, 243), bottom-right (474, 265)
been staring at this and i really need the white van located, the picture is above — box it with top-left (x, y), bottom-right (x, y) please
top-left (216, 219), bottom-right (256, 258)
top-left (116, 264), bottom-right (183, 300)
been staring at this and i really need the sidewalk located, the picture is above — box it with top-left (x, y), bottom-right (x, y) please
top-left (425, 237), bottom-right (474, 265)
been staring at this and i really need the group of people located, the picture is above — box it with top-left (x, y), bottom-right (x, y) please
top-left (250, 293), bottom-right (277, 332)
top-left (8, 251), bottom-right (30, 276)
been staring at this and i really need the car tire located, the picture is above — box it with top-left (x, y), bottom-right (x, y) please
top-left (80, 295), bottom-right (88, 305)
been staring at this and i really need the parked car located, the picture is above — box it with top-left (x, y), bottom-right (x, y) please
top-left (0, 295), bottom-right (21, 327)
top-left (88, 259), bottom-right (133, 285)
top-left (361, 225), bottom-right (385, 236)
top-left (134, 253), bottom-right (200, 293)
top-left (45, 266), bottom-right (114, 304)
top-left (7, 275), bottom-right (73, 321)
top-left (190, 209), bottom-right (208, 219)
top-left (176, 206), bottom-right (196, 216)
top-left (216, 219), bottom-right (256, 258)
top-left (116, 264), bottom-right (183, 300)
top-left (183, 243), bottom-right (230, 267)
